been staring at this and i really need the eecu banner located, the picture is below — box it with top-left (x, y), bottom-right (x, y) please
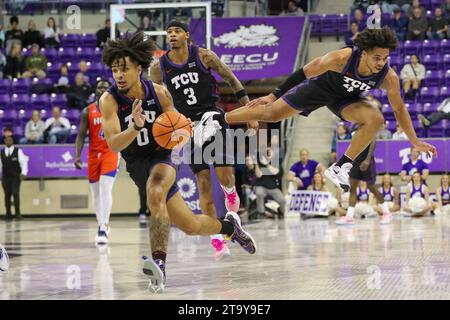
top-left (289, 190), bottom-right (332, 216)
top-left (189, 16), bottom-right (306, 81)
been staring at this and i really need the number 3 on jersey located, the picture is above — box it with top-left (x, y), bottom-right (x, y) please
top-left (183, 87), bottom-right (197, 105)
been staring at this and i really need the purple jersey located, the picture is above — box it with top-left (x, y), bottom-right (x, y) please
top-left (379, 186), bottom-right (394, 202)
top-left (290, 160), bottom-right (319, 190)
top-left (357, 186), bottom-right (370, 202)
top-left (440, 186), bottom-right (450, 205)
top-left (410, 184), bottom-right (425, 198)
top-left (402, 160), bottom-right (428, 176)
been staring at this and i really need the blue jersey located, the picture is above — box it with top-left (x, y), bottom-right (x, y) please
top-left (107, 79), bottom-right (171, 163)
top-left (379, 186), bottom-right (394, 202)
top-left (440, 186), bottom-right (450, 205)
top-left (357, 186), bottom-right (370, 202)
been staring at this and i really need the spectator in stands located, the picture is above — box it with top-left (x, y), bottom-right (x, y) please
top-left (389, 8), bottom-right (409, 41)
top-left (307, 172), bottom-right (329, 192)
top-left (288, 148), bottom-right (325, 191)
top-left (330, 123), bottom-right (352, 163)
top-left (66, 72), bottom-right (93, 110)
top-left (382, 0), bottom-right (411, 14)
top-left (376, 121), bottom-right (393, 139)
top-left (408, 0), bottom-right (426, 18)
top-left (407, 7), bottom-right (428, 40)
top-left (22, 44), bottom-right (47, 79)
top-left (78, 60), bottom-right (90, 84)
top-left (0, 50), bottom-right (6, 79)
top-left (23, 20), bottom-right (43, 48)
top-left (44, 17), bottom-right (60, 49)
top-left (403, 171), bottom-right (432, 217)
top-left (352, 0), bottom-right (377, 12)
top-left (4, 16), bottom-right (23, 55)
top-left (400, 54), bottom-right (425, 99)
top-left (2, 127), bottom-right (13, 141)
top-left (96, 18), bottom-right (120, 49)
top-left (250, 147), bottom-right (286, 219)
top-left (138, 15), bottom-right (157, 42)
top-left (243, 155), bottom-right (258, 217)
top-left (54, 64), bottom-right (70, 93)
top-left (44, 106), bottom-right (71, 144)
top-left (427, 7), bottom-right (448, 40)
top-left (442, 0), bottom-right (450, 20)
top-left (3, 43), bottom-right (24, 79)
top-left (352, 9), bottom-right (366, 31)
top-left (0, 24), bottom-right (4, 48)
top-left (281, 0), bottom-right (305, 16)
top-left (400, 146), bottom-right (429, 183)
top-left (392, 123), bottom-right (408, 139)
top-left (345, 22), bottom-right (360, 46)
top-left (20, 110), bottom-right (45, 144)
top-left (418, 98), bottom-right (450, 130)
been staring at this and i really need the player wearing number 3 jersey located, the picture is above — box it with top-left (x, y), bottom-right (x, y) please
top-left (151, 21), bottom-right (258, 260)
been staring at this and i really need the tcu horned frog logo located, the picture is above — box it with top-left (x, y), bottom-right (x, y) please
top-left (214, 24), bottom-right (279, 48)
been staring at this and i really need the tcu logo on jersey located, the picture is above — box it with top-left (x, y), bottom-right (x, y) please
top-left (171, 72), bottom-right (199, 90)
top-left (343, 76), bottom-right (372, 93)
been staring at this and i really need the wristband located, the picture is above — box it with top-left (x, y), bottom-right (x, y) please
top-left (235, 89), bottom-right (248, 100)
top-left (134, 123), bottom-right (144, 131)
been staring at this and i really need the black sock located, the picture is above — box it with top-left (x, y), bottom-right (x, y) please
top-left (219, 220), bottom-right (234, 236)
top-left (336, 154), bottom-right (353, 167)
top-left (152, 250), bottom-right (167, 263)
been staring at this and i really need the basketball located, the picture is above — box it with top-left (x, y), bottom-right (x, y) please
top-left (152, 111), bottom-right (192, 149)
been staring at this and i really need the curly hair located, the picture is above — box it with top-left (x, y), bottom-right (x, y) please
top-left (102, 31), bottom-right (156, 69)
top-left (353, 26), bottom-right (398, 52)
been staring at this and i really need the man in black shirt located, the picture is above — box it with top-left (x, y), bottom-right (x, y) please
top-left (23, 20), bottom-right (43, 48)
top-left (427, 7), bottom-right (448, 40)
top-left (1, 136), bottom-right (28, 220)
top-left (5, 16), bottom-right (23, 54)
top-left (96, 19), bottom-right (120, 48)
top-left (248, 147), bottom-right (286, 219)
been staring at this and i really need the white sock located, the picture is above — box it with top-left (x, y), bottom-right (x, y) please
top-left (211, 234), bottom-right (224, 241)
top-left (222, 185), bottom-right (235, 194)
top-left (99, 175), bottom-right (116, 226)
top-left (89, 182), bottom-right (102, 226)
top-left (380, 202), bottom-right (390, 215)
top-left (347, 206), bottom-right (355, 219)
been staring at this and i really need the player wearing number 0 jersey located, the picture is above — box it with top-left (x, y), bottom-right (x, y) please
top-left (99, 32), bottom-right (257, 293)
top-left (75, 79), bottom-right (120, 246)
top-left (151, 21), bottom-right (259, 261)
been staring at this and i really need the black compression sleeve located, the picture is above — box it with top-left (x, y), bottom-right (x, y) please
top-left (272, 68), bottom-right (307, 99)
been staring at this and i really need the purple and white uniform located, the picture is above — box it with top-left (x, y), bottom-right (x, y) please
top-left (410, 184), bottom-right (425, 198)
top-left (357, 187), bottom-right (370, 202)
top-left (440, 186), bottom-right (450, 205)
top-left (379, 186), bottom-right (394, 202)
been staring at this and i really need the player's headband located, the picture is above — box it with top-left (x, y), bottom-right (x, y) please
top-left (166, 21), bottom-right (189, 33)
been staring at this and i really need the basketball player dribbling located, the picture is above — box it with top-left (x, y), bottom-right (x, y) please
top-left (196, 27), bottom-right (437, 192)
top-left (151, 21), bottom-right (259, 260)
top-left (99, 32), bottom-right (256, 293)
top-left (75, 79), bottom-right (120, 245)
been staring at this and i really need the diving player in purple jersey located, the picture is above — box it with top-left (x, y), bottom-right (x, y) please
top-left (195, 26), bottom-right (436, 192)
top-left (99, 32), bottom-right (256, 293)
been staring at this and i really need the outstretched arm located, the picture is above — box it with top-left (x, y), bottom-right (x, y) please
top-left (74, 107), bottom-right (89, 169)
top-left (382, 69), bottom-right (437, 157)
top-left (199, 48), bottom-right (249, 106)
